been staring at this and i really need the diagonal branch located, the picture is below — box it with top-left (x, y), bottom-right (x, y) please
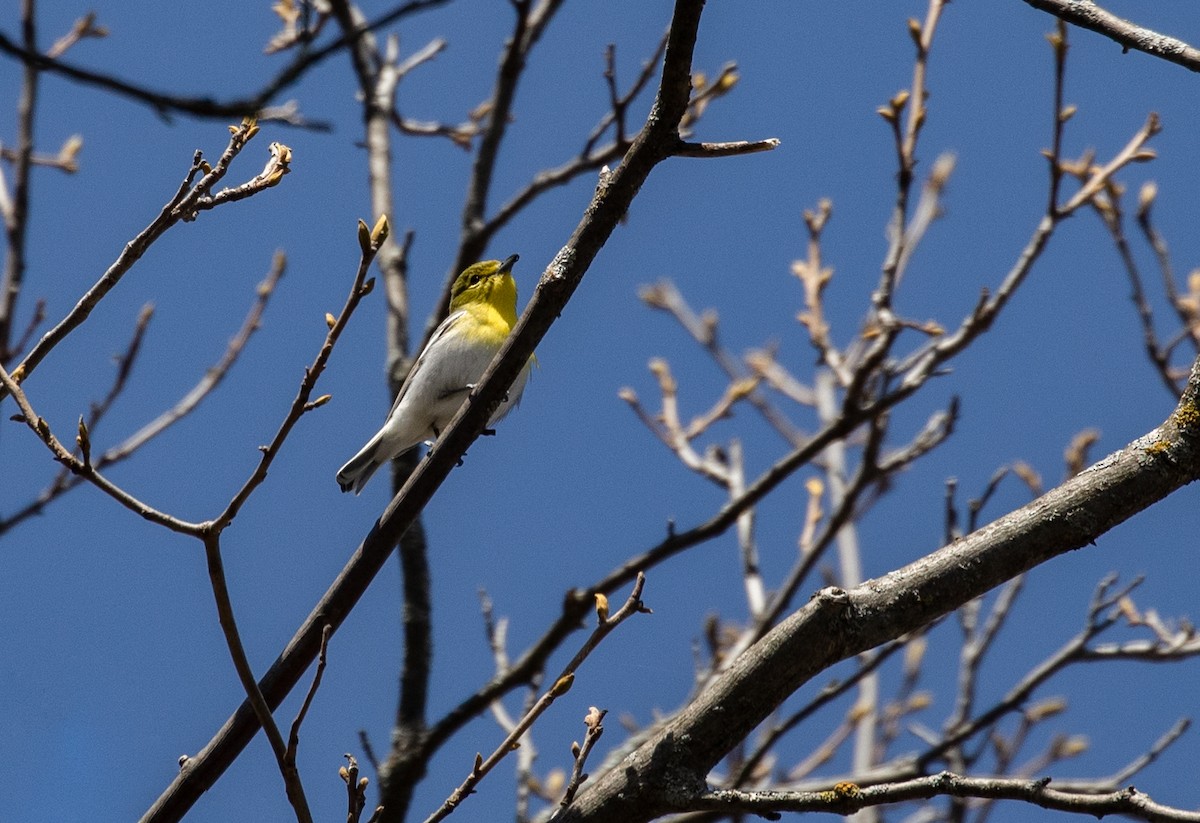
top-left (421, 575), bottom-right (649, 823)
top-left (0, 257), bottom-right (283, 537)
top-left (552, 355), bottom-right (1200, 821)
top-left (692, 770), bottom-right (1200, 821)
top-left (1022, 0), bottom-right (1200, 74)
top-left (138, 3), bottom-right (730, 821)
top-left (2, 119), bottom-right (275, 397)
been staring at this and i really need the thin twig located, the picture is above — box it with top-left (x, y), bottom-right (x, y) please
top-left (4, 119), bottom-right (273, 395)
top-left (673, 138), bottom-right (779, 157)
top-left (917, 576), bottom-right (1139, 771)
top-left (341, 754), bottom-right (383, 823)
top-left (639, 279), bottom-right (803, 445)
top-left (0, 0), bottom-right (38, 363)
top-left (287, 625), bottom-right (333, 765)
top-left (893, 112), bottom-right (1160, 394)
top-left (0, 0), bottom-right (453, 127)
top-left (727, 639), bottom-right (908, 788)
top-left (422, 574), bottom-right (650, 823)
top-left (1092, 185), bottom-right (1178, 395)
top-left (207, 222), bottom-right (380, 531)
top-left (0, 256), bottom-right (284, 536)
top-left (1136, 185), bottom-right (1197, 351)
top-left (0, 361), bottom-right (200, 533)
top-left (202, 532), bottom-right (314, 823)
top-left (560, 707), bottom-right (607, 809)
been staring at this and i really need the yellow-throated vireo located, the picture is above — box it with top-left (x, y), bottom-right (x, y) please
top-left (336, 254), bottom-right (533, 494)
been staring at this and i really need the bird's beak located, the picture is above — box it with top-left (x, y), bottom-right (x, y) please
top-left (499, 254), bottom-right (519, 274)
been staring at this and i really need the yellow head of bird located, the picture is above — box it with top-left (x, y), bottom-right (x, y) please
top-left (450, 254), bottom-right (519, 315)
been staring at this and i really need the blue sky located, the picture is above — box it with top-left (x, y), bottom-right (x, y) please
top-left (3, 2), bottom-right (1200, 821)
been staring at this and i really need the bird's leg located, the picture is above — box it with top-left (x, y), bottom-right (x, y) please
top-left (463, 383), bottom-right (509, 402)
top-left (464, 383), bottom-right (502, 436)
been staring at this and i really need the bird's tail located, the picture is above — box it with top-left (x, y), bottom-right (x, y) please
top-left (336, 438), bottom-right (384, 495)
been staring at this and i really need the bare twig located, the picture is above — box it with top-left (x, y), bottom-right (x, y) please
top-left (208, 217), bottom-right (382, 531)
top-left (202, 531), bottom-right (314, 823)
top-left (728, 439), bottom-right (765, 618)
top-left (0, 256), bottom-right (284, 536)
top-left (485, 33), bottom-right (668, 233)
top-left (727, 639), bottom-right (909, 789)
top-left (893, 111), bottom-right (1160, 395)
top-left (560, 707), bottom-right (607, 809)
top-left (0, 0), bottom-right (453, 127)
top-left (1135, 184), bottom-right (1199, 354)
top-left (416, 0), bottom-right (571, 349)
top-left (1092, 183), bottom-right (1178, 395)
top-left (711, 401), bottom-right (954, 679)
top-left (4, 119), bottom-right (278, 396)
top-left (342, 755), bottom-right (384, 823)
top-left (9, 215), bottom-right (381, 822)
top-left (197, 225), bottom-right (386, 821)
top-left (0, 361), bottom-right (200, 533)
top-left (46, 12), bottom-right (107, 59)
top-left (916, 576), bottom-right (1142, 771)
top-left (639, 279), bottom-right (803, 445)
top-left (84, 303), bottom-right (155, 433)
top-left (422, 574), bottom-right (650, 823)
top-left (673, 138), bottom-right (780, 157)
top-left (1090, 717), bottom-right (1191, 789)
top-left (287, 625), bottom-right (333, 766)
top-left (0, 0), bottom-right (38, 363)
top-left (874, 0), bottom-right (947, 316)
top-left (446, 0), bottom-right (558, 291)
top-left (792, 199), bottom-right (844, 380)
top-left (3, 295), bottom-right (42, 364)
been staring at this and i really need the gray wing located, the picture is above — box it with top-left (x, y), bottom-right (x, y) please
top-left (383, 309), bottom-right (467, 418)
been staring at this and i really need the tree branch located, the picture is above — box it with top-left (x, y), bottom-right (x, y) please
top-left (552, 355), bottom-right (1200, 820)
top-left (691, 770), bottom-right (1200, 821)
top-left (0, 256), bottom-right (284, 537)
top-left (0, 0), bottom-right (37, 362)
top-left (1023, 0), bottom-right (1200, 73)
top-left (139, 2), bottom-right (727, 820)
top-left (2, 119), bottom-right (275, 396)
top-left (0, 0), bottom-right (452, 127)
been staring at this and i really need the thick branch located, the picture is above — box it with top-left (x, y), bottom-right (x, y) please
top-left (139, 2), bottom-right (713, 820)
top-left (693, 771), bottom-right (1200, 821)
top-left (553, 357), bottom-right (1200, 820)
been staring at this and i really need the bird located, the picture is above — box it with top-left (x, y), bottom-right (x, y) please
top-left (336, 254), bottom-right (533, 494)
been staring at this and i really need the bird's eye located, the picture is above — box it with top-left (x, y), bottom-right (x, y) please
top-left (468, 274), bottom-right (482, 287)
